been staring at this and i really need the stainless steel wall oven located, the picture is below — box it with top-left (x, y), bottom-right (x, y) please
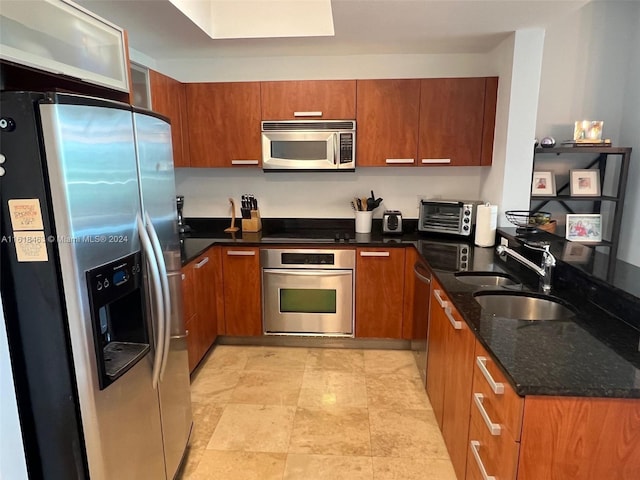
top-left (261, 249), bottom-right (355, 336)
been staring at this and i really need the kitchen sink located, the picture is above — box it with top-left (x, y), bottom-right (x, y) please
top-left (473, 291), bottom-right (576, 321)
top-left (455, 271), bottom-right (521, 288)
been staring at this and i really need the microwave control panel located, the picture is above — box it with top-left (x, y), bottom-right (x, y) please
top-left (339, 133), bottom-right (354, 164)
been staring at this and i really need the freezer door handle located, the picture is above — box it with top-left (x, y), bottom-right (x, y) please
top-left (145, 212), bottom-right (172, 382)
top-left (137, 214), bottom-right (164, 390)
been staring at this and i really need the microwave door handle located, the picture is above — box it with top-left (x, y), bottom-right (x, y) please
top-left (333, 134), bottom-right (338, 166)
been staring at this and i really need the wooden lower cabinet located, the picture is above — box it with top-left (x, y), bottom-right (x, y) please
top-left (426, 279), bottom-right (476, 479)
top-left (466, 341), bottom-right (522, 480)
top-left (355, 247), bottom-right (406, 338)
top-left (221, 247), bottom-right (262, 336)
top-left (181, 246), bottom-right (219, 372)
top-left (426, 280), bottom-right (448, 428)
top-left (518, 396), bottom-right (640, 480)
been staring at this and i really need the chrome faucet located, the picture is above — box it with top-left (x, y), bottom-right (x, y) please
top-left (496, 242), bottom-right (556, 293)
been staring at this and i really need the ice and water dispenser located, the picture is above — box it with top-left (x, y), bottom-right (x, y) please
top-left (86, 251), bottom-right (149, 390)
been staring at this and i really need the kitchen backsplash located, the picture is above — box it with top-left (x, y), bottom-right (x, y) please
top-left (175, 166), bottom-right (486, 219)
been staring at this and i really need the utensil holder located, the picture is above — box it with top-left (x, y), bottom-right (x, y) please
top-left (355, 211), bottom-right (373, 234)
top-left (242, 209), bottom-right (262, 232)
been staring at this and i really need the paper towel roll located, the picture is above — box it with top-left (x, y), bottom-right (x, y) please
top-left (475, 203), bottom-right (498, 247)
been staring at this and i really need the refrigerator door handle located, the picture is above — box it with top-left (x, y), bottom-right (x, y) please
top-left (145, 212), bottom-right (172, 381)
top-left (137, 214), bottom-right (165, 390)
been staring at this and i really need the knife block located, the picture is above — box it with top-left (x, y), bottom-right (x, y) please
top-left (242, 209), bottom-right (262, 232)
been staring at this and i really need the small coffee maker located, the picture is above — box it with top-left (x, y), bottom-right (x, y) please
top-left (176, 195), bottom-right (191, 234)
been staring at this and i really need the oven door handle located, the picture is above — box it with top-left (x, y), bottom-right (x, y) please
top-left (263, 268), bottom-right (352, 276)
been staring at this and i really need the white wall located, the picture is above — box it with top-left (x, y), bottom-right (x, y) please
top-left (617, 5), bottom-right (640, 267)
top-left (173, 51), bottom-right (502, 219)
top-left (176, 166), bottom-right (485, 219)
top-left (158, 53), bottom-right (494, 83)
top-left (536, 0), bottom-right (640, 266)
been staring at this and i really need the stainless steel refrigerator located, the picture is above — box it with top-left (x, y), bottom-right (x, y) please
top-left (0, 91), bottom-right (192, 480)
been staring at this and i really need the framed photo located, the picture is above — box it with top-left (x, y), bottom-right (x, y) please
top-left (531, 171), bottom-right (556, 196)
top-left (574, 120), bottom-right (604, 142)
top-left (561, 242), bottom-right (593, 264)
top-left (565, 214), bottom-right (602, 242)
top-left (570, 169), bottom-right (601, 196)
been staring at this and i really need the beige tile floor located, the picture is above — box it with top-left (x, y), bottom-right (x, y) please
top-left (177, 345), bottom-right (456, 480)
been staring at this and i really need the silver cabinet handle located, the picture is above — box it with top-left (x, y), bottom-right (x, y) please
top-left (470, 440), bottom-right (496, 480)
top-left (473, 393), bottom-right (501, 436)
top-left (181, 273), bottom-right (186, 280)
top-left (385, 158), bottom-right (414, 164)
top-left (421, 158), bottom-right (451, 164)
top-left (195, 257), bottom-right (209, 268)
top-left (226, 250), bottom-right (256, 256)
top-left (294, 111), bottom-right (322, 117)
top-left (476, 356), bottom-right (505, 394)
top-left (231, 160), bottom-right (259, 165)
top-left (360, 251), bottom-right (390, 257)
top-left (264, 268), bottom-right (352, 277)
top-left (413, 263), bottom-right (431, 284)
top-left (445, 306), bottom-right (462, 330)
top-left (433, 289), bottom-right (448, 308)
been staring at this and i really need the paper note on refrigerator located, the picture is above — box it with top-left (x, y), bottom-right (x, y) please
top-left (13, 231), bottom-right (49, 262)
top-left (8, 199), bottom-right (45, 231)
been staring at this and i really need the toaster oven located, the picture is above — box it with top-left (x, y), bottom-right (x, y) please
top-left (418, 200), bottom-right (482, 237)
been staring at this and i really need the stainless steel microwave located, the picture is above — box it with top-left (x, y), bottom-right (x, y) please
top-left (261, 120), bottom-right (356, 171)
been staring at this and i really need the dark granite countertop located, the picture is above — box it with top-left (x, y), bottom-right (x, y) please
top-left (179, 217), bottom-right (640, 398)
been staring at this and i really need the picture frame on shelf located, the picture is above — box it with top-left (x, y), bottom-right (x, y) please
top-left (561, 242), bottom-right (593, 264)
top-left (531, 171), bottom-right (556, 196)
top-left (573, 120), bottom-right (604, 143)
top-left (565, 214), bottom-right (602, 242)
top-left (570, 169), bottom-right (601, 196)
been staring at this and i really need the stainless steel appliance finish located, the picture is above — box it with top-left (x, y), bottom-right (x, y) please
top-left (419, 199), bottom-right (482, 236)
top-left (261, 249), bottom-right (355, 336)
top-left (473, 291), bottom-right (576, 320)
top-left (383, 210), bottom-right (403, 234)
top-left (0, 92), bottom-right (191, 480)
top-left (176, 195), bottom-right (191, 234)
top-left (419, 240), bottom-right (472, 272)
top-left (261, 120), bottom-right (356, 171)
top-left (412, 261), bottom-right (432, 386)
top-left (134, 111), bottom-right (192, 479)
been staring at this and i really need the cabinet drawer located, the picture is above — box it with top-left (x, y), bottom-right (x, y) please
top-left (473, 342), bottom-right (524, 442)
top-left (467, 411), bottom-right (520, 480)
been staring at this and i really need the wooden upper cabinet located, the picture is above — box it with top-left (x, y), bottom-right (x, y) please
top-left (149, 69), bottom-right (190, 167)
top-left (185, 82), bottom-right (262, 167)
top-left (418, 77), bottom-right (497, 166)
top-left (356, 79), bottom-right (421, 166)
top-left (261, 80), bottom-right (356, 120)
top-left (355, 248), bottom-right (406, 338)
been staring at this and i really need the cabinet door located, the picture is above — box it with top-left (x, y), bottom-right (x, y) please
top-left (356, 79), bottom-right (421, 166)
top-left (261, 80), bottom-right (356, 120)
top-left (185, 82), bottom-right (262, 167)
top-left (193, 249), bottom-right (217, 356)
top-left (418, 78), bottom-right (495, 166)
top-left (441, 304), bottom-right (476, 480)
top-left (426, 281), bottom-right (448, 428)
top-left (181, 265), bottom-right (199, 371)
top-left (149, 69), bottom-right (190, 167)
top-left (355, 248), bottom-right (405, 338)
top-left (221, 247), bottom-right (262, 336)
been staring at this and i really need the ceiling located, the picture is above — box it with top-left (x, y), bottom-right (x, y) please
top-left (77, 0), bottom-right (590, 60)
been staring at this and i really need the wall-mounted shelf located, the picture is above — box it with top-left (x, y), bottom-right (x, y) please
top-left (530, 146), bottom-right (632, 273)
